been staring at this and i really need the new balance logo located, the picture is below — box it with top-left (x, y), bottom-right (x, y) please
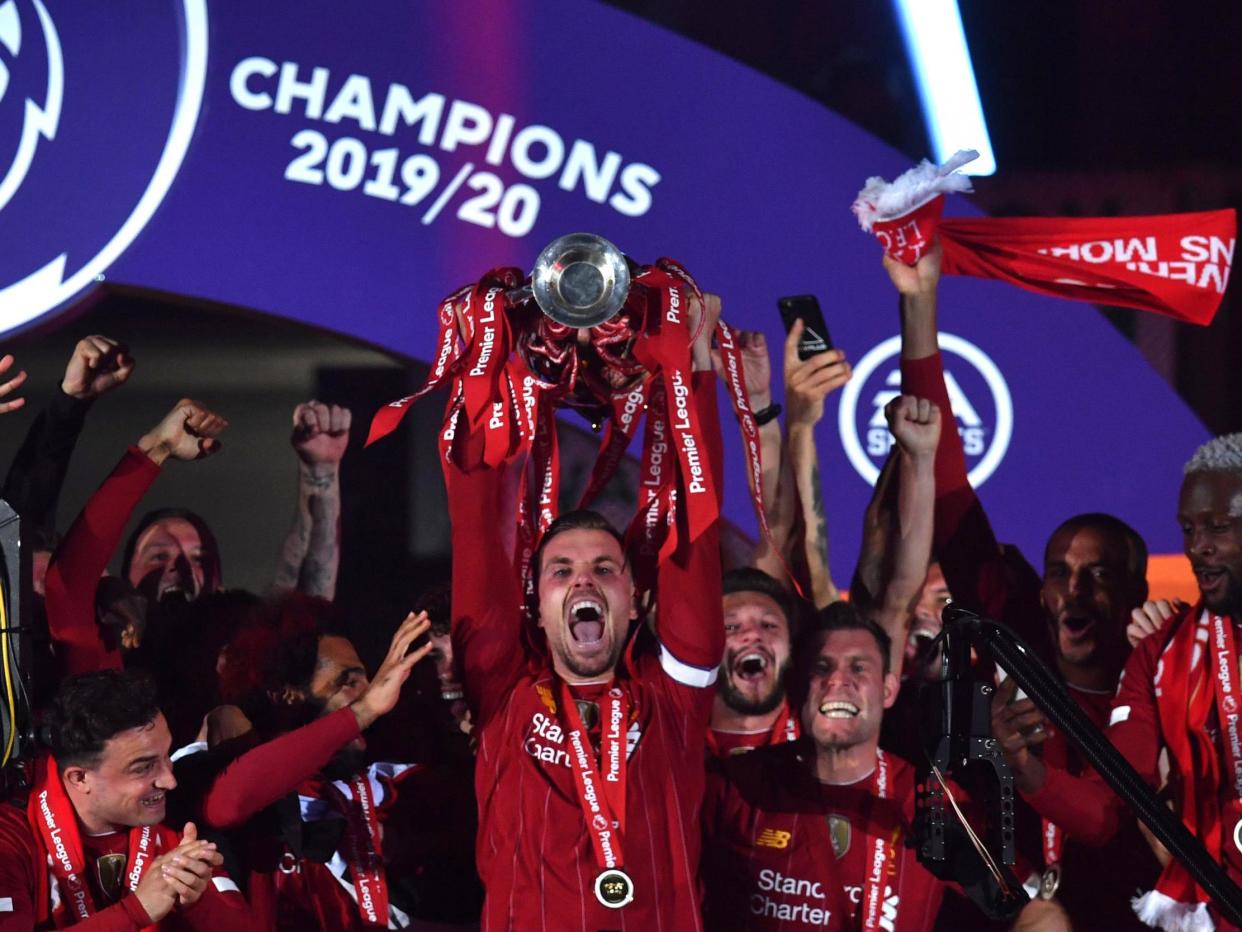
top-left (756, 828), bottom-right (791, 849)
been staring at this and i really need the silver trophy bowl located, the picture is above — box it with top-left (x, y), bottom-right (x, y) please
top-left (529, 233), bottom-right (631, 328)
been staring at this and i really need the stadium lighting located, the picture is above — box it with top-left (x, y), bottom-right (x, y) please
top-left (892, 0), bottom-right (996, 176)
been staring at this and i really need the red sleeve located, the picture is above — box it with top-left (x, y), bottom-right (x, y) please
top-left (0, 807), bottom-right (150, 931)
top-left (1022, 628), bottom-right (1164, 845)
top-left (173, 873), bottom-right (263, 931)
top-left (200, 708), bottom-right (361, 830)
top-left (447, 434), bottom-right (525, 728)
top-left (43, 447), bottom-right (160, 675)
top-left (47, 900), bottom-right (148, 931)
top-left (653, 372), bottom-right (724, 676)
top-left (900, 354), bottom-right (1045, 640)
top-left (0, 807), bottom-right (38, 931)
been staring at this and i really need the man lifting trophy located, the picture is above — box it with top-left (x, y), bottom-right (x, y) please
top-left (367, 235), bottom-right (757, 929)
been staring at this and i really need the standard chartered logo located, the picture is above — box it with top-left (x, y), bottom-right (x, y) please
top-left (837, 333), bottom-right (1013, 488)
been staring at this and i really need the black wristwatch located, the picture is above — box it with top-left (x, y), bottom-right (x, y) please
top-left (753, 403), bottom-right (782, 426)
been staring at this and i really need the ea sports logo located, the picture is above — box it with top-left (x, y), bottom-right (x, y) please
top-left (0, 1), bottom-right (207, 333)
top-left (837, 333), bottom-right (1013, 488)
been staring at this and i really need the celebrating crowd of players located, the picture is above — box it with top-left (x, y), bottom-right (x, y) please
top-left (0, 243), bottom-right (1238, 931)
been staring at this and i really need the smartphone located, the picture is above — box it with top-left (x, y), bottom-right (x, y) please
top-left (777, 295), bottom-right (833, 360)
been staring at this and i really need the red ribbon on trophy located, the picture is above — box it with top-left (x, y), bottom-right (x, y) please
top-left (365, 237), bottom-right (780, 607)
top-left (853, 150), bottom-right (1235, 325)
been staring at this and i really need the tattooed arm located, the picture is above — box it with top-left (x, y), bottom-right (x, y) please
top-left (272, 401), bottom-right (350, 600)
top-left (784, 321), bottom-right (852, 609)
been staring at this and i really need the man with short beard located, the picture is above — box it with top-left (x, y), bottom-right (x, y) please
top-left (186, 601), bottom-right (449, 929)
top-left (995, 434), bottom-right (1242, 930)
top-left (448, 298), bottom-right (723, 929)
top-left (0, 670), bottom-right (257, 929)
top-left (702, 604), bottom-right (957, 930)
top-left (709, 568), bottom-right (800, 757)
top-left (181, 596), bottom-right (449, 929)
top-left (890, 242), bottom-right (1159, 927)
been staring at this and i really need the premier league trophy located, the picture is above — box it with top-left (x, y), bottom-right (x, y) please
top-left (367, 233), bottom-right (773, 595)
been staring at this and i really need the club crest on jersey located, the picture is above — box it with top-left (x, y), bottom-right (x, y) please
top-left (0, 0), bottom-right (207, 333)
top-left (826, 814), bottom-right (850, 858)
top-left (837, 333), bottom-right (1013, 489)
top-left (93, 853), bottom-right (127, 903)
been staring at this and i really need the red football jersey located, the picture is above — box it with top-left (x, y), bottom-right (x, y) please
top-left (702, 743), bottom-right (949, 931)
top-left (450, 374), bottom-right (725, 931)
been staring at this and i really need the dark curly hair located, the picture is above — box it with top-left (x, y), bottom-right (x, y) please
top-left (43, 669), bottom-right (161, 769)
top-left (217, 593), bottom-right (348, 736)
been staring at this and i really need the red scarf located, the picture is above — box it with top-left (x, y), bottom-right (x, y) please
top-left (853, 154), bottom-right (1234, 326)
top-left (26, 754), bottom-right (176, 929)
top-left (1135, 606), bottom-right (1235, 930)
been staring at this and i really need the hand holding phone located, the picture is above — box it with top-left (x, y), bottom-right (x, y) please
top-left (777, 295), bottom-right (833, 360)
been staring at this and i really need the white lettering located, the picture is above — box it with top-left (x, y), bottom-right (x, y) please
top-left (230, 56), bottom-right (277, 111)
top-left (510, 124), bottom-right (565, 179)
top-left (275, 62), bottom-right (329, 119)
top-left (441, 100), bottom-right (493, 151)
top-left (559, 140), bottom-right (623, 203)
top-left (238, 60), bottom-right (661, 217)
top-left (322, 74), bottom-right (377, 130)
top-left (608, 162), bottom-right (660, 217)
top-left (378, 86), bottom-right (444, 142)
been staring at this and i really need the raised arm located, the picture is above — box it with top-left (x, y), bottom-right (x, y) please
top-left (447, 404), bottom-right (526, 725)
top-left (44, 399), bottom-right (227, 674)
top-left (4, 338), bottom-right (131, 531)
top-left (889, 244), bottom-right (1020, 622)
top-left (202, 613), bottom-right (431, 828)
top-left (870, 395), bottom-right (940, 680)
top-left (272, 401), bottom-right (349, 599)
top-left (653, 294), bottom-right (725, 675)
top-left (783, 320), bottom-right (852, 608)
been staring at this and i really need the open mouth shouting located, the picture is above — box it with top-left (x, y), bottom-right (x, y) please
top-left (158, 584), bottom-right (193, 604)
top-left (566, 593), bottom-right (607, 647)
top-left (818, 700), bottom-right (860, 719)
top-left (1059, 614), bottom-right (1097, 640)
top-left (733, 651), bottom-right (771, 684)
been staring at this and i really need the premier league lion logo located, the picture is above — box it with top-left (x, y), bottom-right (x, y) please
top-left (0, 0), bottom-right (206, 334)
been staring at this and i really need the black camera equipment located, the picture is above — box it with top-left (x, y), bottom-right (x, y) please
top-left (916, 603), bottom-right (1242, 928)
top-left (0, 499), bottom-right (32, 795)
